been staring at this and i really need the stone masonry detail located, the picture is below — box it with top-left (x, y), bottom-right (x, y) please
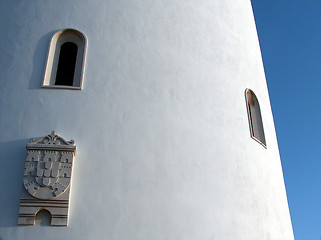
top-left (18, 131), bottom-right (76, 226)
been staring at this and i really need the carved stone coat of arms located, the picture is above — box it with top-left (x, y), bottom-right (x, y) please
top-left (18, 131), bottom-right (76, 226)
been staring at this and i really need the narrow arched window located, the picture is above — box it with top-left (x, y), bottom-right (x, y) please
top-left (42, 29), bottom-right (87, 90)
top-left (245, 89), bottom-right (266, 147)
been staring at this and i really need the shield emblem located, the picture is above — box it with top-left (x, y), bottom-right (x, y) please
top-left (19, 131), bottom-right (76, 226)
top-left (23, 131), bottom-right (75, 200)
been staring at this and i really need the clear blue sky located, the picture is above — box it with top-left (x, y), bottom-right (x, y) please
top-left (251, 1), bottom-right (321, 239)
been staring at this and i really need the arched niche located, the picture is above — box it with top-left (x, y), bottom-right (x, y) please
top-left (35, 209), bottom-right (52, 226)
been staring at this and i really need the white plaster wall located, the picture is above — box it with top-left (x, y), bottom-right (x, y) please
top-left (0, 0), bottom-right (294, 239)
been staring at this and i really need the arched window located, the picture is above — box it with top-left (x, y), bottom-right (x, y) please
top-left (245, 89), bottom-right (266, 147)
top-left (42, 29), bottom-right (87, 90)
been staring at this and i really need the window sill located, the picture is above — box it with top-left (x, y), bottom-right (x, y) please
top-left (41, 85), bottom-right (82, 90)
top-left (251, 136), bottom-right (267, 149)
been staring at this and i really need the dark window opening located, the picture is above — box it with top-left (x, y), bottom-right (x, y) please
top-left (55, 42), bottom-right (78, 86)
top-left (246, 89), bottom-right (266, 147)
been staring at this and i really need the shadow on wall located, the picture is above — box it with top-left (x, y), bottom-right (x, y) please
top-left (0, 138), bottom-right (30, 228)
top-left (28, 30), bottom-right (58, 90)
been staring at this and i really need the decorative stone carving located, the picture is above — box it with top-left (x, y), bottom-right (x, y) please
top-left (18, 131), bottom-right (76, 226)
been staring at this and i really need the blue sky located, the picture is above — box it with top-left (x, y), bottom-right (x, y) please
top-left (251, 1), bottom-right (321, 239)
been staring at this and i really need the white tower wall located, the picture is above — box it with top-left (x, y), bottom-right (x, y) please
top-left (0, 0), bottom-right (293, 239)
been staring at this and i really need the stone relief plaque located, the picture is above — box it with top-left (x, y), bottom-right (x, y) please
top-left (18, 131), bottom-right (76, 226)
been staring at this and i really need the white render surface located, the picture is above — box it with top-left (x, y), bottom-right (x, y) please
top-left (0, 0), bottom-right (293, 239)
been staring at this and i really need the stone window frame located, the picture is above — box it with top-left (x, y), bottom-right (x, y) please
top-left (42, 29), bottom-right (87, 90)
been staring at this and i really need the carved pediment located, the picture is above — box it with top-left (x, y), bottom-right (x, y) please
top-left (26, 131), bottom-right (76, 153)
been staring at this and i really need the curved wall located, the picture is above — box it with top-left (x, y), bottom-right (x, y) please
top-left (0, 0), bottom-right (293, 239)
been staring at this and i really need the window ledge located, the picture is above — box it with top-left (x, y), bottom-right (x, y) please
top-left (251, 136), bottom-right (267, 149)
top-left (41, 85), bottom-right (82, 90)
